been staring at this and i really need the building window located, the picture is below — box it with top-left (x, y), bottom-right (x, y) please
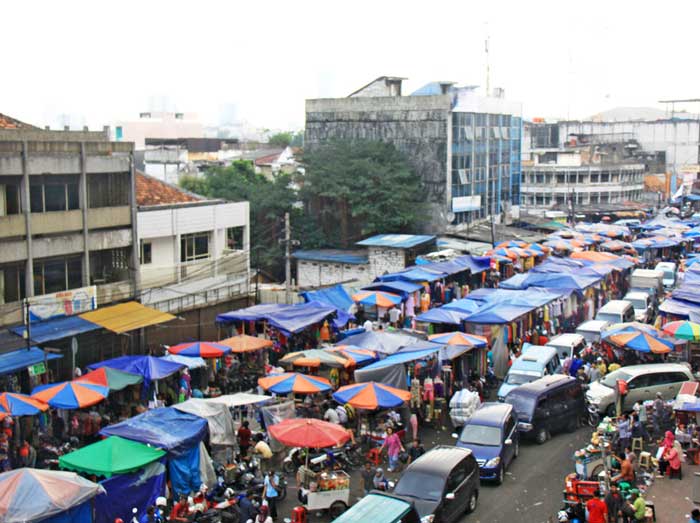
top-left (139, 112), bottom-right (151, 119)
top-left (1, 183), bottom-right (21, 215)
top-left (33, 256), bottom-right (82, 296)
top-left (0, 263), bottom-right (26, 304)
top-left (29, 178), bottom-right (80, 213)
top-left (140, 240), bottom-right (152, 265)
top-left (181, 233), bottom-right (209, 262)
top-left (226, 227), bottom-right (245, 250)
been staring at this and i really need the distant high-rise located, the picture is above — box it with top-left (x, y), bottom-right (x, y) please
top-left (305, 76), bottom-right (522, 232)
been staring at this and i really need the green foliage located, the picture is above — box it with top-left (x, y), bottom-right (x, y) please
top-left (179, 175), bottom-right (209, 196)
top-left (268, 132), bottom-right (293, 148)
top-left (301, 140), bottom-right (424, 247)
top-left (290, 131), bottom-right (304, 148)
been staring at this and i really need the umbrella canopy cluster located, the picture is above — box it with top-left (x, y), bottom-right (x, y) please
top-left (605, 330), bottom-right (674, 354)
top-left (281, 346), bottom-right (377, 369)
top-left (168, 341), bottom-right (231, 358)
top-left (352, 290), bottom-right (402, 308)
top-left (76, 367), bottom-right (143, 391)
top-left (258, 372), bottom-right (332, 394)
top-left (268, 418), bottom-right (350, 448)
top-left (333, 382), bottom-right (410, 410)
top-left (428, 331), bottom-right (487, 347)
top-left (663, 321), bottom-right (700, 341)
top-left (31, 381), bottom-right (109, 410)
top-left (0, 393), bottom-right (48, 416)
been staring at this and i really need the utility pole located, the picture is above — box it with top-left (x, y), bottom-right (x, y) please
top-left (280, 212), bottom-right (300, 304)
top-left (658, 98), bottom-right (700, 198)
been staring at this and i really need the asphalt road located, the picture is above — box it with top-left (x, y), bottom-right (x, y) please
top-left (276, 425), bottom-right (591, 523)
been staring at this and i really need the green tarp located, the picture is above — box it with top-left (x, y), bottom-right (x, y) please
top-left (59, 436), bottom-right (165, 477)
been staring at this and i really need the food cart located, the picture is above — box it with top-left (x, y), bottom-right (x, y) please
top-left (305, 470), bottom-right (351, 517)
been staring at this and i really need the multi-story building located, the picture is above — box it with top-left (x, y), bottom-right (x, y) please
top-left (115, 111), bottom-right (204, 150)
top-left (135, 171), bottom-right (250, 314)
top-left (0, 113), bottom-right (137, 328)
top-left (305, 77), bottom-right (522, 232)
top-left (520, 122), bottom-right (650, 213)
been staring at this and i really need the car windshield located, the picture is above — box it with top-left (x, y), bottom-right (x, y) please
top-left (504, 394), bottom-right (536, 417)
top-left (601, 369), bottom-right (633, 388)
top-left (662, 270), bottom-right (674, 280)
top-left (394, 471), bottom-right (445, 502)
top-left (628, 299), bottom-right (646, 310)
top-left (459, 424), bottom-right (501, 446)
top-left (505, 372), bottom-right (538, 385)
top-left (596, 313), bottom-right (621, 324)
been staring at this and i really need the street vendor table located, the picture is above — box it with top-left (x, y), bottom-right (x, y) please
top-left (306, 470), bottom-right (351, 515)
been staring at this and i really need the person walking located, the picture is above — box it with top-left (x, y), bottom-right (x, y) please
top-left (585, 490), bottom-right (608, 523)
top-left (381, 427), bottom-right (404, 472)
top-left (262, 470), bottom-right (280, 521)
top-left (238, 421), bottom-right (252, 457)
top-left (604, 484), bottom-right (623, 523)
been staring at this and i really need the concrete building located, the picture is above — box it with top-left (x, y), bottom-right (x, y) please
top-left (305, 77), bottom-right (522, 232)
top-left (556, 116), bottom-right (699, 192)
top-left (521, 123), bottom-right (647, 214)
top-left (293, 234), bottom-right (436, 288)
top-left (135, 172), bottom-right (250, 313)
top-left (115, 111), bottom-right (204, 150)
top-left (0, 115), bottom-right (137, 328)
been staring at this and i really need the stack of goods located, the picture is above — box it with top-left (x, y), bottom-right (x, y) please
top-left (449, 388), bottom-right (481, 427)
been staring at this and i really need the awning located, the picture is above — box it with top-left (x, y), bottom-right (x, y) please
top-left (0, 347), bottom-right (62, 376)
top-left (218, 335), bottom-right (273, 353)
top-left (0, 330), bottom-right (31, 356)
top-left (362, 280), bottom-right (424, 296)
top-left (59, 436), bottom-right (165, 477)
top-left (359, 347), bottom-right (440, 371)
top-left (299, 284), bottom-right (354, 312)
top-left (80, 302), bottom-right (175, 333)
top-left (206, 392), bottom-right (272, 408)
top-left (11, 316), bottom-right (101, 344)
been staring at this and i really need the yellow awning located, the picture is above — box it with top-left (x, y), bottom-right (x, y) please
top-left (80, 301), bottom-right (175, 334)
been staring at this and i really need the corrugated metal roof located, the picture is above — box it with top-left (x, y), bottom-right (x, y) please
top-left (356, 234), bottom-right (436, 249)
top-left (11, 316), bottom-right (101, 344)
top-left (292, 250), bottom-right (368, 265)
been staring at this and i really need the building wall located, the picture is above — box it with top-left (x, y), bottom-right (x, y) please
top-left (305, 95), bottom-right (451, 231)
top-left (368, 247), bottom-right (406, 277)
top-left (116, 112), bottom-right (203, 150)
top-left (296, 260), bottom-right (370, 288)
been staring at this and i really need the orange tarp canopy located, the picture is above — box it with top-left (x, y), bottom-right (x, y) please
top-left (219, 334), bottom-right (273, 353)
top-left (80, 302), bottom-right (175, 334)
top-left (570, 251), bottom-right (621, 263)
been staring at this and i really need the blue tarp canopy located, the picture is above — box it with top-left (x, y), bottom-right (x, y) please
top-left (0, 347), bottom-right (62, 375)
top-left (88, 355), bottom-right (184, 390)
top-left (659, 297), bottom-right (700, 320)
top-left (685, 266), bottom-right (700, 285)
top-left (466, 288), bottom-right (567, 308)
top-left (464, 304), bottom-right (534, 324)
top-left (416, 308), bottom-right (470, 324)
top-left (504, 271), bottom-right (600, 291)
top-left (410, 255), bottom-right (490, 276)
top-left (11, 316), bottom-right (101, 344)
top-left (363, 280), bottom-right (423, 297)
top-left (217, 302), bottom-right (338, 333)
top-left (442, 298), bottom-right (482, 314)
top-left (378, 268), bottom-right (446, 283)
top-left (100, 407), bottom-right (208, 456)
top-left (338, 331), bottom-right (424, 355)
top-left (299, 285), bottom-right (354, 312)
top-left (499, 273), bottom-right (528, 289)
top-left (360, 347), bottom-right (440, 370)
top-left (671, 284), bottom-right (700, 304)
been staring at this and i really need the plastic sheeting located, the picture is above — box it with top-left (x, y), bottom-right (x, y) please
top-left (88, 355), bottom-right (185, 391)
top-left (0, 347), bottom-right (62, 376)
top-left (160, 353), bottom-right (207, 369)
top-left (217, 302), bottom-right (338, 334)
top-left (672, 284), bottom-right (700, 304)
top-left (173, 398), bottom-right (236, 446)
top-left (299, 284), bottom-right (354, 312)
top-left (659, 297), bottom-right (700, 321)
top-left (95, 459), bottom-right (166, 523)
top-left (259, 400), bottom-right (296, 452)
top-left (169, 444), bottom-right (201, 496)
top-left (507, 272), bottom-right (600, 291)
top-left (416, 308), bottom-right (471, 325)
top-left (354, 362), bottom-right (408, 390)
top-left (377, 268), bottom-right (446, 283)
top-left (11, 316), bottom-right (100, 344)
top-left (362, 281), bottom-right (424, 297)
top-left (464, 304), bottom-right (534, 324)
top-left (338, 331), bottom-right (424, 355)
top-left (100, 407), bottom-right (208, 457)
top-left (207, 392), bottom-right (272, 408)
top-left (360, 348), bottom-right (440, 371)
top-left (59, 436), bottom-right (165, 477)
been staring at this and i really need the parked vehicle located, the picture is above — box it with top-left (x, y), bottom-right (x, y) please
top-left (330, 492), bottom-right (421, 523)
top-left (594, 300), bottom-right (634, 324)
top-left (623, 291), bottom-right (652, 323)
top-left (575, 320), bottom-right (610, 344)
top-left (655, 261), bottom-right (677, 289)
top-left (454, 403), bottom-right (519, 484)
top-left (497, 345), bottom-right (561, 401)
top-left (585, 363), bottom-right (694, 416)
top-left (546, 333), bottom-right (586, 361)
top-left (630, 269), bottom-right (664, 299)
top-left (393, 446), bottom-right (479, 523)
top-left (504, 375), bottom-right (585, 444)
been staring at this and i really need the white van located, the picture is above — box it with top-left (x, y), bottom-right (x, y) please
top-left (623, 291), bottom-right (652, 323)
top-left (497, 345), bottom-right (561, 401)
top-left (595, 300), bottom-right (635, 325)
top-left (586, 363), bottom-right (694, 415)
top-left (655, 261), bottom-right (677, 289)
top-left (576, 320), bottom-right (610, 344)
top-left (546, 333), bottom-right (586, 361)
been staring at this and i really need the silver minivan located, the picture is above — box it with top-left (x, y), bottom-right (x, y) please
top-left (586, 363), bottom-right (694, 415)
top-left (595, 300), bottom-right (635, 325)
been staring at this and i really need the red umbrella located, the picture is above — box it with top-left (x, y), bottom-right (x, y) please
top-left (268, 418), bottom-right (351, 448)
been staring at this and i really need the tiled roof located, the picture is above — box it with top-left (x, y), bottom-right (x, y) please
top-left (135, 171), bottom-right (203, 207)
top-left (254, 152), bottom-right (282, 166)
top-left (0, 113), bottom-right (37, 130)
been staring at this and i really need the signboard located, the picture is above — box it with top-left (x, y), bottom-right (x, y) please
top-left (452, 195), bottom-right (482, 213)
top-left (28, 362), bottom-right (46, 377)
top-left (27, 285), bottom-right (97, 322)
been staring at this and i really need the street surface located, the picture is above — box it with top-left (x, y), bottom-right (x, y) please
top-left (277, 425), bottom-right (591, 523)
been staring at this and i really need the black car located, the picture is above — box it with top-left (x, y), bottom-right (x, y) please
top-left (504, 374), bottom-right (585, 444)
top-left (393, 445), bottom-right (479, 523)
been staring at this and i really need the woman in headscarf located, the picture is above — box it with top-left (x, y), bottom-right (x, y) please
top-left (658, 431), bottom-right (677, 477)
top-left (255, 504), bottom-right (272, 523)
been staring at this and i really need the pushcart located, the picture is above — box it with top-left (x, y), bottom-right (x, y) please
top-left (304, 470), bottom-right (351, 518)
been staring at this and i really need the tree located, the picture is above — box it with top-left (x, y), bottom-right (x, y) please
top-left (268, 132), bottom-right (293, 148)
top-left (301, 140), bottom-right (424, 248)
top-left (179, 175), bottom-right (209, 196)
top-left (192, 160), bottom-right (298, 279)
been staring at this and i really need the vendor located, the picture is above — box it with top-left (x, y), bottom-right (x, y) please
top-left (296, 462), bottom-right (318, 488)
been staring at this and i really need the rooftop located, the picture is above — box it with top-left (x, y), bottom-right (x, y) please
top-left (0, 112), bottom-right (38, 130)
top-left (135, 171), bottom-right (204, 207)
top-left (292, 249), bottom-right (368, 265)
top-left (356, 234), bottom-right (436, 249)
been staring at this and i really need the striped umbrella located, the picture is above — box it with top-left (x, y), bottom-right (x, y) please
top-left (352, 290), bottom-right (402, 308)
top-left (280, 349), bottom-right (353, 368)
top-left (31, 381), bottom-right (109, 409)
top-left (168, 341), bottom-right (232, 358)
top-left (485, 248), bottom-right (520, 260)
top-left (333, 382), bottom-right (411, 410)
top-left (543, 240), bottom-right (574, 252)
top-left (495, 240), bottom-right (529, 249)
top-left (257, 372), bottom-right (332, 394)
top-left (0, 393), bottom-right (48, 416)
top-left (75, 367), bottom-right (143, 391)
top-left (663, 321), bottom-right (700, 341)
top-left (606, 331), bottom-right (674, 354)
top-left (428, 331), bottom-right (488, 348)
top-left (326, 346), bottom-right (377, 366)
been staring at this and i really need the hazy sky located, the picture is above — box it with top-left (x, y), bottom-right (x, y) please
top-left (4, 0), bottom-right (700, 131)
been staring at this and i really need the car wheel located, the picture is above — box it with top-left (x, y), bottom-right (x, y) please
top-left (329, 501), bottom-right (347, 518)
top-left (496, 465), bottom-right (504, 485)
top-left (513, 440), bottom-right (519, 458)
top-left (606, 404), bottom-right (617, 417)
top-left (282, 460), bottom-right (295, 474)
top-left (535, 428), bottom-right (548, 445)
top-left (465, 490), bottom-right (478, 513)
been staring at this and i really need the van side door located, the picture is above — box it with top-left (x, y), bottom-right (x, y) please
top-left (444, 461), bottom-right (468, 521)
top-left (503, 415), bottom-right (517, 465)
top-left (625, 374), bottom-right (652, 405)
